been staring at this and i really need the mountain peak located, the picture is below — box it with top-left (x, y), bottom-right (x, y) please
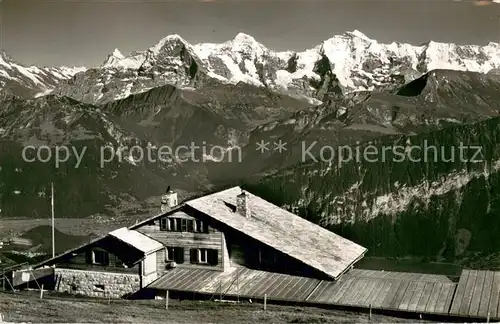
top-left (230, 32), bottom-right (266, 54)
top-left (154, 34), bottom-right (188, 46)
top-left (103, 48), bottom-right (126, 66)
top-left (344, 30), bottom-right (370, 40)
top-left (0, 50), bottom-right (14, 64)
top-left (111, 48), bottom-right (124, 59)
top-left (233, 32), bottom-right (257, 43)
top-left (150, 34), bottom-right (190, 55)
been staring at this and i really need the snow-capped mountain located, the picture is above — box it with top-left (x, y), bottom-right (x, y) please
top-left (48, 30), bottom-right (500, 105)
top-left (0, 51), bottom-right (86, 99)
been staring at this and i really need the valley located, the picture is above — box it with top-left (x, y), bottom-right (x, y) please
top-left (1, 31), bottom-right (500, 271)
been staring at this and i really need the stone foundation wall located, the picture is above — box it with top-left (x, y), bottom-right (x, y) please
top-left (55, 268), bottom-right (141, 298)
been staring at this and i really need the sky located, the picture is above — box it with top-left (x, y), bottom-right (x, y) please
top-left (0, 0), bottom-right (499, 67)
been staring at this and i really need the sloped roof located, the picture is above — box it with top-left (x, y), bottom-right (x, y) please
top-left (186, 186), bottom-right (367, 280)
top-left (109, 227), bottom-right (163, 254)
top-left (32, 227), bottom-right (162, 269)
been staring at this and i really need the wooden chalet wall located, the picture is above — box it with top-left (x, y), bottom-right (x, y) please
top-left (135, 208), bottom-right (226, 273)
top-left (135, 205), bottom-right (330, 279)
top-left (53, 236), bottom-right (141, 273)
top-left (222, 229), bottom-right (330, 279)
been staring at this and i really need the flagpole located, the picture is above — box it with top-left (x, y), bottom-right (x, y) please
top-left (51, 182), bottom-right (55, 259)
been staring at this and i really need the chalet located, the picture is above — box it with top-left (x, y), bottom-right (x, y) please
top-left (15, 186), bottom-right (367, 299)
top-left (12, 187), bottom-right (500, 322)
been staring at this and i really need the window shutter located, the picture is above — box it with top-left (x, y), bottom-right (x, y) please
top-left (176, 248), bottom-right (185, 264)
top-left (85, 250), bottom-right (92, 264)
top-left (208, 249), bottom-right (218, 265)
top-left (190, 249), bottom-right (197, 264)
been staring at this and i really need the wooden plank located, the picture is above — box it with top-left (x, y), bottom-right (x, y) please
top-left (389, 281), bottom-right (409, 310)
top-left (407, 281), bottom-right (426, 312)
top-left (311, 282), bottom-right (337, 303)
top-left (315, 281), bottom-right (344, 303)
top-left (416, 282), bottom-right (435, 312)
top-left (350, 279), bottom-right (372, 306)
top-left (235, 270), bottom-right (268, 295)
top-left (332, 278), bottom-right (356, 304)
top-left (425, 283), bottom-right (443, 314)
top-left (290, 278), bottom-right (321, 301)
top-left (267, 275), bottom-right (295, 299)
top-left (286, 277), bottom-right (317, 301)
top-left (443, 283), bottom-right (457, 314)
top-left (365, 280), bottom-right (386, 306)
top-left (244, 273), bottom-right (281, 297)
top-left (496, 273), bottom-right (500, 320)
top-left (304, 281), bottom-right (329, 302)
top-left (336, 280), bottom-right (359, 305)
top-left (372, 280), bottom-right (394, 308)
top-left (319, 281), bottom-right (346, 303)
top-left (381, 280), bottom-right (402, 309)
top-left (377, 271), bottom-right (390, 279)
top-left (398, 281), bottom-right (418, 310)
top-left (259, 273), bottom-right (288, 297)
top-left (489, 272), bottom-right (500, 319)
top-left (339, 279), bottom-right (366, 305)
top-left (478, 271), bottom-right (494, 318)
top-left (435, 283), bottom-right (453, 314)
top-left (459, 270), bottom-right (478, 316)
top-left (469, 271), bottom-right (487, 317)
top-left (356, 280), bottom-right (379, 307)
top-left (287, 277), bottom-right (318, 301)
top-left (449, 269), bottom-right (470, 314)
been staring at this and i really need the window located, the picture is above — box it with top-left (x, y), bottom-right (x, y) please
top-left (199, 249), bottom-right (208, 263)
top-left (194, 220), bottom-right (208, 233)
top-left (165, 247), bottom-right (184, 263)
top-left (168, 218), bottom-right (178, 231)
top-left (160, 217), bottom-right (168, 231)
top-left (190, 248), bottom-right (217, 265)
top-left (180, 219), bottom-right (188, 232)
top-left (92, 250), bottom-right (109, 265)
top-left (159, 217), bottom-right (203, 233)
top-left (187, 220), bottom-right (194, 232)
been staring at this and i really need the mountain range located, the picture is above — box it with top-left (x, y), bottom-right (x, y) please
top-left (2, 30), bottom-right (500, 267)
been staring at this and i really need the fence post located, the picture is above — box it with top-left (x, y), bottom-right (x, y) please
top-left (166, 290), bottom-right (169, 310)
top-left (487, 312), bottom-right (490, 323)
top-left (2, 269), bottom-right (4, 291)
top-left (264, 294), bottom-right (267, 311)
top-left (219, 280), bottom-right (222, 301)
top-left (369, 304), bottom-right (372, 320)
top-left (40, 284), bottom-right (44, 299)
top-left (236, 271), bottom-right (239, 303)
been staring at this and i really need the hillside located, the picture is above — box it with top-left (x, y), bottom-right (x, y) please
top-left (0, 291), bottom-right (425, 323)
top-left (0, 82), bottom-right (309, 218)
top-left (2, 30), bottom-right (500, 269)
top-left (19, 225), bottom-right (90, 254)
top-left (245, 114), bottom-right (500, 268)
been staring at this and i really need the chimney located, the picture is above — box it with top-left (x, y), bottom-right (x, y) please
top-left (236, 190), bottom-right (250, 218)
top-left (161, 186), bottom-right (178, 212)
